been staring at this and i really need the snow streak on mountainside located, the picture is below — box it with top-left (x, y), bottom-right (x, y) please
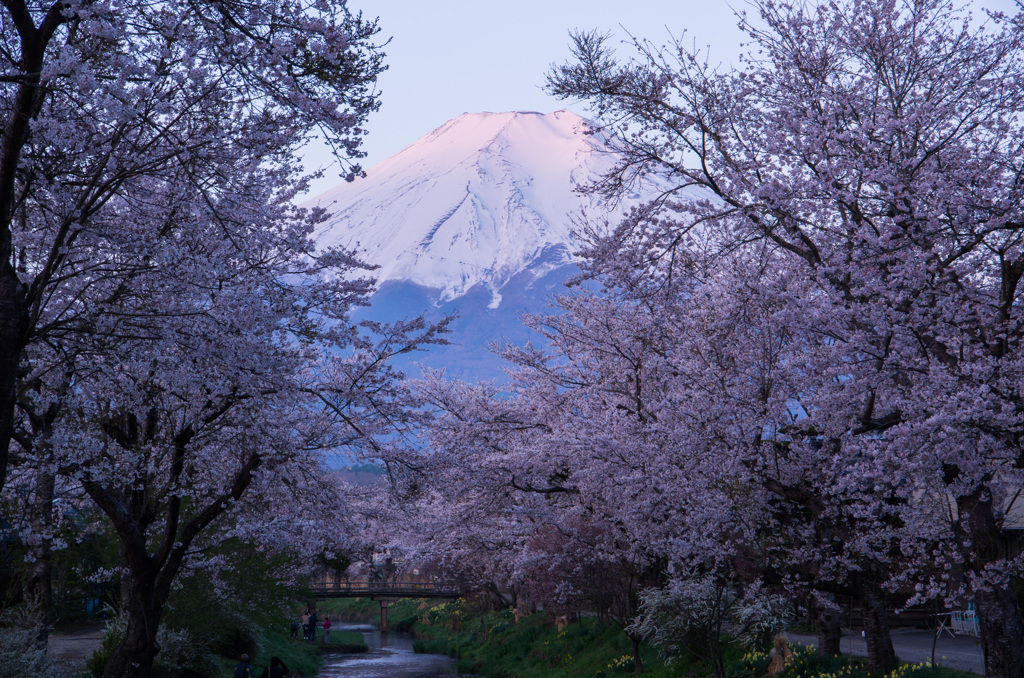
top-left (311, 109), bottom-right (664, 307)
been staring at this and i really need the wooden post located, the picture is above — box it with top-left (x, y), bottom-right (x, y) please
top-left (380, 599), bottom-right (389, 634)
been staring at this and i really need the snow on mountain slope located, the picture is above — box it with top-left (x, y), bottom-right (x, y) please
top-left (310, 109), bottom-right (662, 307)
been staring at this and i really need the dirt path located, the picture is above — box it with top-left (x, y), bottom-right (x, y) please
top-left (48, 622), bottom-right (105, 669)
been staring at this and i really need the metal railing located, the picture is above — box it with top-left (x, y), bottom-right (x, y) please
top-left (309, 580), bottom-right (462, 598)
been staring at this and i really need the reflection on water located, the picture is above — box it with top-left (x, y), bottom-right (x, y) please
top-left (318, 622), bottom-right (461, 678)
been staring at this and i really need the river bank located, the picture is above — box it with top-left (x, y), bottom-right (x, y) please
top-left (319, 621), bottom-right (460, 677)
top-left (319, 598), bottom-right (989, 678)
top-left (319, 597), bottom-right (691, 677)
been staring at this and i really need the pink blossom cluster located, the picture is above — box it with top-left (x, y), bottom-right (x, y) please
top-left (393, 2), bottom-right (1024, 677)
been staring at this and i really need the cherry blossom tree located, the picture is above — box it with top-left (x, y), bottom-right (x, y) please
top-left (547, 0), bottom-right (1024, 675)
top-left (529, 254), bottom-right (905, 671)
top-left (407, 222), bottom-right (917, 670)
top-left (0, 0), bottom-right (385, 493)
top-left (0, 0), bottom-right (462, 675)
top-left (7, 160), bottom-right (444, 676)
top-left (403, 284), bottom-right (761, 672)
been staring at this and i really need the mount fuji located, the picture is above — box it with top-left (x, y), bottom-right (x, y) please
top-left (309, 110), bottom-right (668, 381)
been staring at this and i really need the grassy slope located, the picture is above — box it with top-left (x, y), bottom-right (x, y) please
top-left (316, 598), bottom-right (983, 678)
top-left (320, 597), bottom-right (724, 676)
top-left (230, 631), bottom-right (322, 678)
top-left (319, 629), bottom-right (368, 653)
top-left (219, 627), bottom-right (368, 677)
top-left (411, 600), bottom-right (700, 678)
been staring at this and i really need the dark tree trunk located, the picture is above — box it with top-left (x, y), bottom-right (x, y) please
top-left (0, 0), bottom-right (60, 494)
top-left (708, 634), bottom-right (727, 678)
top-left (975, 586), bottom-right (1024, 678)
top-left (816, 597), bottom-right (842, 658)
top-left (102, 559), bottom-right (163, 678)
top-left (0, 270), bottom-right (28, 492)
top-left (25, 463), bottom-right (55, 647)
top-left (958, 488), bottom-right (1024, 678)
top-left (85, 450), bottom-right (261, 678)
top-left (628, 630), bottom-right (643, 673)
top-left (861, 584), bottom-right (898, 674)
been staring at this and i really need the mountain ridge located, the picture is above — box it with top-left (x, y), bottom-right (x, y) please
top-left (309, 109), bottom-right (661, 307)
top-left (308, 109), bottom-right (686, 382)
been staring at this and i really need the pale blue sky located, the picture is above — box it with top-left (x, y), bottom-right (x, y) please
top-left (304, 1), bottom-right (746, 195)
top-left (303, 0), bottom-right (1018, 197)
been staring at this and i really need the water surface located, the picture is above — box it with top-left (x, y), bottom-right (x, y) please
top-left (318, 622), bottom-right (460, 678)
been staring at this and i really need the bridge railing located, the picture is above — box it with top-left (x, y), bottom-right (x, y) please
top-left (309, 580), bottom-right (462, 597)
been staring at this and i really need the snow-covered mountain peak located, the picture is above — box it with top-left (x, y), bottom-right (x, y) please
top-left (398, 109), bottom-right (600, 166)
top-left (309, 109), bottom-right (659, 306)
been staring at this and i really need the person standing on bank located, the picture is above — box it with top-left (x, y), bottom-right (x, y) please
top-left (322, 615), bottom-right (331, 643)
top-left (308, 611), bottom-right (318, 641)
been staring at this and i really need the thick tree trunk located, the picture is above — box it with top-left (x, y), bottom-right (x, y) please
top-left (0, 12), bottom-right (53, 495)
top-left (0, 269), bottom-right (28, 492)
top-left (86, 451), bottom-right (261, 678)
top-left (975, 586), bottom-right (1024, 678)
top-left (25, 464), bottom-right (56, 647)
top-left (861, 584), bottom-right (898, 674)
top-left (815, 597), bottom-right (842, 658)
top-left (958, 488), bottom-right (1024, 678)
top-left (103, 563), bottom-right (163, 678)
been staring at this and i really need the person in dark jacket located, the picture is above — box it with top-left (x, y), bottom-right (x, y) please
top-left (233, 654), bottom-right (254, 678)
top-left (307, 612), bottom-right (318, 641)
top-left (260, 656), bottom-right (289, 678)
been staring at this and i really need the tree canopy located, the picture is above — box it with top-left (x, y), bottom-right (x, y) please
top-left (395, 2), bottom-right (1024, 678)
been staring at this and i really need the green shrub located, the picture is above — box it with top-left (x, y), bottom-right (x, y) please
top-left (85, 614), bottom-right (221, 678)
top-left (0, 621), bottom-right (76, 678)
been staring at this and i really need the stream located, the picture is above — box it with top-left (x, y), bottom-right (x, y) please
top-left (318, 622), bottom-right (462, 677)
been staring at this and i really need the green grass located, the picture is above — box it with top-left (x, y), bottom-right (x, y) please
top-left (409, 599), bottom-right (708, 678)
top-left (313, 629), bottom-right (368, 653)
top-left (247, 630), bottom-right (322, 678)
top-left (220, 629), bottom-right (368, 677)
top-left (317, 597), bottom-right (981, 678)
top-left (405, 600), bottom-right (983, 678)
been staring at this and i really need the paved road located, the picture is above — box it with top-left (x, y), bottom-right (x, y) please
top-left (788, 629), bottom-right (985, 675)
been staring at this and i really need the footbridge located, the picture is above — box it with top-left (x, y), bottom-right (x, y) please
top-left (310, 580), bottom-right (463, 599)
top-left (309, 580), bottom-right (463, 632)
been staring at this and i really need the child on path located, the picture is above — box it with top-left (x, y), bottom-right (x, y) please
top-left (322, 616), bottom-right (331, 643)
